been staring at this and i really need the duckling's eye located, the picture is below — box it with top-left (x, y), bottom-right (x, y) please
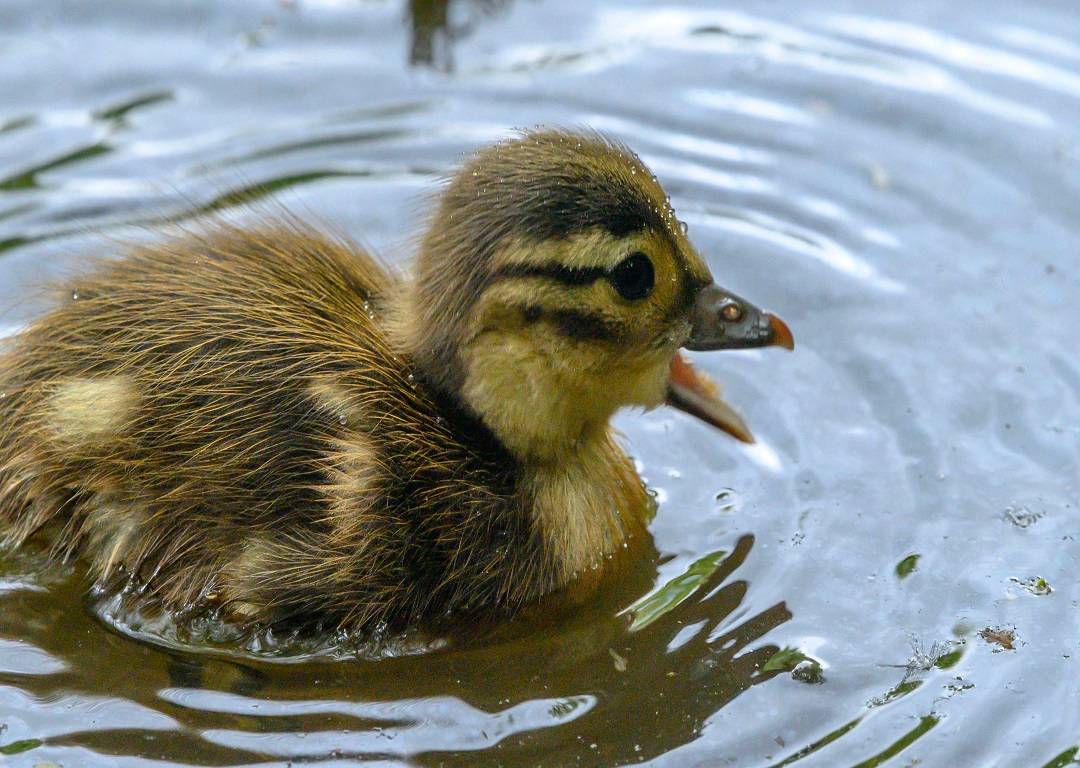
top-left (608, 252), bottom-right (654, 301)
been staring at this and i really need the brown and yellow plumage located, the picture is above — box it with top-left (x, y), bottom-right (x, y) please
top-left (0, 129), bottom-right (791, 633)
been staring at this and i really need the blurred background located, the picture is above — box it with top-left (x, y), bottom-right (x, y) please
top-left (1, 1), bottom-right (1078, 766)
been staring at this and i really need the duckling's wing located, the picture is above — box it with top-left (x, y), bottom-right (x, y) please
top-left (0, 223), bottom-right (391, 591)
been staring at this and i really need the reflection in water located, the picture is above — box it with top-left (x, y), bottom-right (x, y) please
top-left (409, 0), bottom-right (452, 70)
top-left (0, 535), bottom-right (789, 765)
top-left (408, 0), bottom-right (512, 71)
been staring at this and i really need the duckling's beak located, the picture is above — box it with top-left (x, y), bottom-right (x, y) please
top-left (684, 285), bottom-right (794, 353)
top-left (665, 285), bottom-right (794, 443)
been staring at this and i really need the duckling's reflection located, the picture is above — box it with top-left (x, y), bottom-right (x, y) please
top-left (416, 534), bottom-right (792, 767)
top-left (3, 532), bottom-right (791, 765)
top-left (408, 0), bottom-right (512, 71)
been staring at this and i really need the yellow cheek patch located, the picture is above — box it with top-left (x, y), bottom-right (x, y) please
top-left (49, 377), bottom-right (137, 445)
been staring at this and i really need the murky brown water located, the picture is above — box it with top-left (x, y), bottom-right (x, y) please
top-left (1, 1), bottom-right (1079, 765)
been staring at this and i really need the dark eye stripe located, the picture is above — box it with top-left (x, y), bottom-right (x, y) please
top-left (492, 262), bottom-right (608, 287)
top-left (519, 304), bottom-right (620, 341)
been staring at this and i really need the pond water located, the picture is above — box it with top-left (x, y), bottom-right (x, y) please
top-left (1, 0), bottom-right (1079, 765)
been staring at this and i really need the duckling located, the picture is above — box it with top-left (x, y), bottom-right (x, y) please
top-left (0, 129), bottom-right (792, 633)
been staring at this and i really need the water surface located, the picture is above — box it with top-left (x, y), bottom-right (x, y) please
top-left (1, 1), bottom-right (1078, 765)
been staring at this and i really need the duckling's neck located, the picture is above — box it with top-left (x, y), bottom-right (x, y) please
top-left (523, 426), bottom-right (650, 586)
top-left (456, 373), bottom-right (651, 584)
top-left (460, 357), bottom-right (613, 464)
top-left (456, 349), bottom-right (651, 582)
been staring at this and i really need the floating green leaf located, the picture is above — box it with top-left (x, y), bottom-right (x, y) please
top-left (934, 644), bottom-right (965, 670)
top-left (895, 554), bottom-right (920, 579)
top-left (762, 646), bottom-right (809, 673)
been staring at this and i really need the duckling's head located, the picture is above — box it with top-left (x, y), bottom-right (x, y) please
top-left (399, 128), bottom-right (792, 461)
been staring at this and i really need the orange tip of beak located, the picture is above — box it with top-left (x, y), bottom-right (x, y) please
top-left (767, 313), bottom-right (795, 351)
